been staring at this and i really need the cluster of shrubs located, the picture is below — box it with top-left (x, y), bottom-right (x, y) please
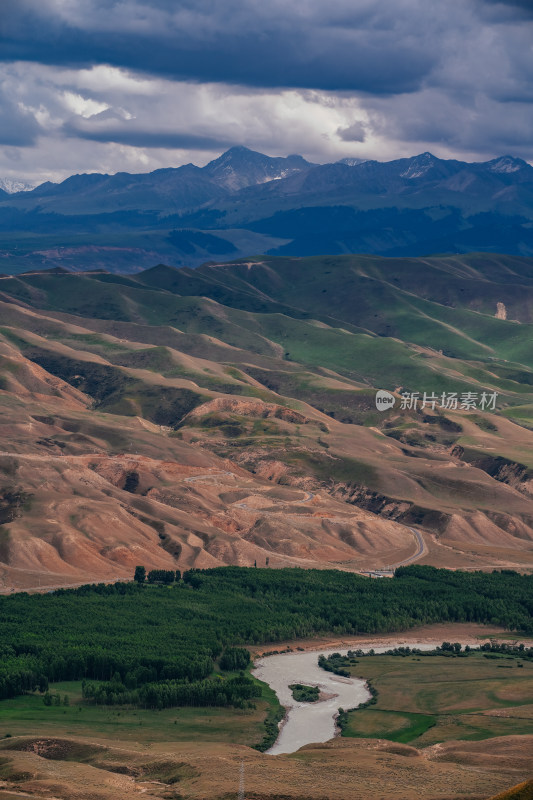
top-left (356, 681), bottom-right (378, 710)
top-left (361, 641), bottom-right (533, 660)
top-left (43, 692), bottom-right (69, 706)
top-left (289, 683), bottom-right (320, 702)
top-left (336, 679), bottom-right (383, 732)
top-left (259, 648), bottom-right (294, 657)
top-left (318, 653), bottom-right (353, 677)
top-left (254, 702), bottom-right (284, 752)
top-left (322, 641), bottom-right (533, 668)
top-left (336, 674), bottom-right (379, 734)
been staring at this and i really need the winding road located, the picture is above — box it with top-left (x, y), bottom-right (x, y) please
top-left (234, 490), bottom-right (315, 510)
top-left (0, 459), bottom-right (428, 594)
top-left (184, 470), bottom-right (428, 571)
top-left (364, 527), bottom-right (427, 575)
top-left (389, 527), bottom-right (427, 568)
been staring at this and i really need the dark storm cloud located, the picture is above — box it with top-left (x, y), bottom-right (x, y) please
top-left (480, 0), bottom-right (533, 12)
top-left (63, 118), bottom-right (234, 151)
top-left (0, 0), bottom-right (436, 93)
top-left (337, 122), bottom-right (367, 142)
top-left (363, 80), bottom-right (533, 161)
top-left (476, 0), bottom-right (533, 24)
top-left (1, 0), bottom-right (533, 181)
top-left (0, 89), bottom-right (41, 146)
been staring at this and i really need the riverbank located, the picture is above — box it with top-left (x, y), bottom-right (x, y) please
top-left (250, 622), bottom-right (530, 658)
top-left (252, 625), bottom-right (533, 755)
top-left (252, 646), bottom-right (371, 754)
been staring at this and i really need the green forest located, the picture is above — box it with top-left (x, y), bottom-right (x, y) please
top-left (0, 566), bottom-right (531, 711)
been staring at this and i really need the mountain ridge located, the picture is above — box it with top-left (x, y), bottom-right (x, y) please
top-left (11, 148), bottom-right (533, 199)
top-left (2, 148), bottom-right (533, 273)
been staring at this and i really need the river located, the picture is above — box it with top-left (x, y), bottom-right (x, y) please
top-left (252, 642), bottom-right (444, 755)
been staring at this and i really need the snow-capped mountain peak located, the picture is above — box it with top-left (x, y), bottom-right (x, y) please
top-left (202, 146), bottom-right (312, 190)
top-left (336, 157), bottom-right (369, 167)
top-left (400, 152), bottom-right (437, 179)
top-left (488, 156), bottom-right (524, 174)
top-left (0, 178), bottom-right (36, 193)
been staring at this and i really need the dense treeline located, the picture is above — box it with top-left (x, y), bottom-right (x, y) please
top-left (147, 569), bottom-right (179, 584)
top-left (79, 645), bottom-right (253, 710)
top-left (134, 567), bottom-right (181, 584)
top-left (0, 566), bottom-right (531, 706)
top-left (219, 647), bottom-right (251, 671)
top-left (82, 673), bottom-right (260, 709)
top-left (354, 641), bottom-right (533, 660)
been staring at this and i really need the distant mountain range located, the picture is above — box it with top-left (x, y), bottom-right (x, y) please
top-left (2, 146), bottom-right (533, 273)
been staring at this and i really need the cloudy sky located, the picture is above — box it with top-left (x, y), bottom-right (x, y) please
top-left (1, 0), bottom-right (532, 184)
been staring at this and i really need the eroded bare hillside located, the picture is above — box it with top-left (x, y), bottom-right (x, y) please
top-left (1, 258), bottom-right (533, 588)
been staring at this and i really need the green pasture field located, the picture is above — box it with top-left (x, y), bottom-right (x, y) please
top-left (341, 653), bottom-right (533, 746)
top-left (0, 669), bottom-right (281, 749)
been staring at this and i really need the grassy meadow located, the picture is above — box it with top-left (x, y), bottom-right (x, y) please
top-left (341, 652), bottom-right (533, 745)
top-left (0, 669), bottom-right (282, 749)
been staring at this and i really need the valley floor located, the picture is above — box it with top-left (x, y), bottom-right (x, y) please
top-left (0, 624), bottom-right (531, 800)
